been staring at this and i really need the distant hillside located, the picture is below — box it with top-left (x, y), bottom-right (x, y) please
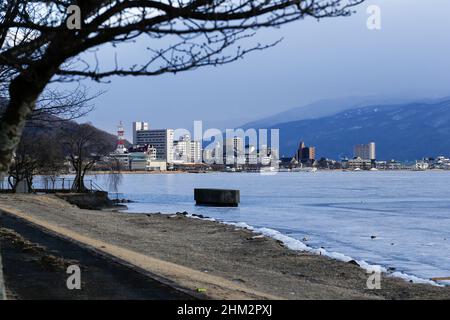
top-left (24, 120), bottom-right (122, 151)
top-left (0, 97), bottom-right (127, 149)
top-left (263, 99), bottom-right (450, 161)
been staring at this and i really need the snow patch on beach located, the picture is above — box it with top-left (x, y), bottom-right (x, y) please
top-left (188, 215), bottom-right (441, 287)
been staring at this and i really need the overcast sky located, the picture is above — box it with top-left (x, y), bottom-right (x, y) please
top-left (74, 0), bottom-right (450, 139)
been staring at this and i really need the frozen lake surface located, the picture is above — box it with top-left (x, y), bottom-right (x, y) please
top-left (91, 171), bottom-right (450, 282)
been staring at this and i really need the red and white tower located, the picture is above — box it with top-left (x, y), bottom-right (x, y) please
top-left (116, 121), bottom-right (127, 154)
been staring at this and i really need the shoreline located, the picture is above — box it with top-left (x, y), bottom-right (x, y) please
top-left (191, 216), bottom-right (443, 287)
top-left (83, 169), bottom-right (450, 175)
top-left (0, 194), bottom-right (449, 299)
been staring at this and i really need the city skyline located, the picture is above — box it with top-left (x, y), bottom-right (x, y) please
top-left (109, 117), bottom-right (450, 164)
top-left (119, 119), bottom-right (449, 167)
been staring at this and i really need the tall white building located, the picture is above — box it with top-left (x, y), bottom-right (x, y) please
top-left (354, 142), bottom-right (376, 160)
top-left (132, 121), bottom-right (149, 144)
top-left (225, 137), bottom-right (245, 164)
top-left (133, 124), bottom-right (174, 163)
top-left (225, 137), bottom-right (244, 154)
top-left (173, 134), bottom-right (202, 163)
top-left (203, 141), bottom-right (222, 164)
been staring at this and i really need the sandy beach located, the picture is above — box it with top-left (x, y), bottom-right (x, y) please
top-left (0, 193), bottom-right (449, 300)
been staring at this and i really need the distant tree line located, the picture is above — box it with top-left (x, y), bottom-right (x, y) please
top-left (5, 120), bottom-right (116, 193)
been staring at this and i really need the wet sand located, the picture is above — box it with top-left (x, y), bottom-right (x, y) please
top-left (0, 194), bottom-right (449, 300)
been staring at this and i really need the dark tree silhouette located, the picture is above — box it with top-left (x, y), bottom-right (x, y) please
top-left (0, 0), bottom-right (364, 173)
top-left (61, 123), bottom-right (115, 192)
top-left (7, 131), bottom-right (39, 192)
top-left (8, 130), bottom-right (65, 192)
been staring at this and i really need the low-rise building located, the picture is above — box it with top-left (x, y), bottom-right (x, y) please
top-left (295, 141), bottom-right (315, 165)
top-left (108, 152), bottom-right (130, 169)
top-left (146, 159), bottom-right (167, 171)
top-left (346, 157), bottom-right (373, 170)
top-left (108, 144), bottom-right (165, 171)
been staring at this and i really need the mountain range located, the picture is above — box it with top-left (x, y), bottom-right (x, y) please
top-left (3, 95), bottom-right (450, 161)
top-left (243, 97), bottom-right (450, 161)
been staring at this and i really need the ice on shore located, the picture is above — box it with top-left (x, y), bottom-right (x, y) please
top-left (221, 221), bottom-right (439, 286)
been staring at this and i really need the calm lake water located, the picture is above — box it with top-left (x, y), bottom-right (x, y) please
top-left (90, 171), bottom-right (450, 281)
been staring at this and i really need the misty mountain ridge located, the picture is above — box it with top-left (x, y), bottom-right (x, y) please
top-left (254, 98), bottom-right (450, 161)
top-left (243, 95), bottom-right (449, 129)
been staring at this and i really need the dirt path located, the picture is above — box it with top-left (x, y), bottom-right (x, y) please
top-left (0, 213), bottom-right (193, 300)
top-left (0, 194), bottom-right (449, 300)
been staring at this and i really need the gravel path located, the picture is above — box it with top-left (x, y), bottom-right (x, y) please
top-left (0, 213), bottom-right (193, 300)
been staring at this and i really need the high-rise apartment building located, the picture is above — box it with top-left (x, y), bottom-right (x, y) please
top-left (132, 121), bottom-right (149, 144)
top-left (133, 123), bottom-right (174, 163)
top-left (354, 142), bottom-right (376, 160)
top-left (173, 134), bottom-right (202, 163)
top-left (225, 137), bottom-right (245, 164)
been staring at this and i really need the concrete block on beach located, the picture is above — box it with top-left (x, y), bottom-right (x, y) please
top-left (194, 188), bottom-right (240, 207)
top-left (55, 191), bottom-right (114, 210)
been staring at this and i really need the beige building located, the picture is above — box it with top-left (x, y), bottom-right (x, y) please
top-left (146, 160), bottom-right (167, 171)
top-left (347, 157), bottom-right (373, 170)
top-left (354, 142), bottom-right (376, 160)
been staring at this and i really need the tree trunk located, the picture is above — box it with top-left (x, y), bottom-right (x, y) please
top-left (7, 175), bottom-right (17, 193)
top-left (26, 174), bottom-right (34, 193)
top-left (72, 171), bottom-right (86, 193)
top-left (0, 42), bottom-right (68, 175)
top-left (0, 74), bottom-right (50, 174)
top-left (72, 159), bottom-right (86, 193)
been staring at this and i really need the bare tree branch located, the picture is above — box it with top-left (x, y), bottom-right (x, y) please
top-left (0, 0), bottom-right (365, 173)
